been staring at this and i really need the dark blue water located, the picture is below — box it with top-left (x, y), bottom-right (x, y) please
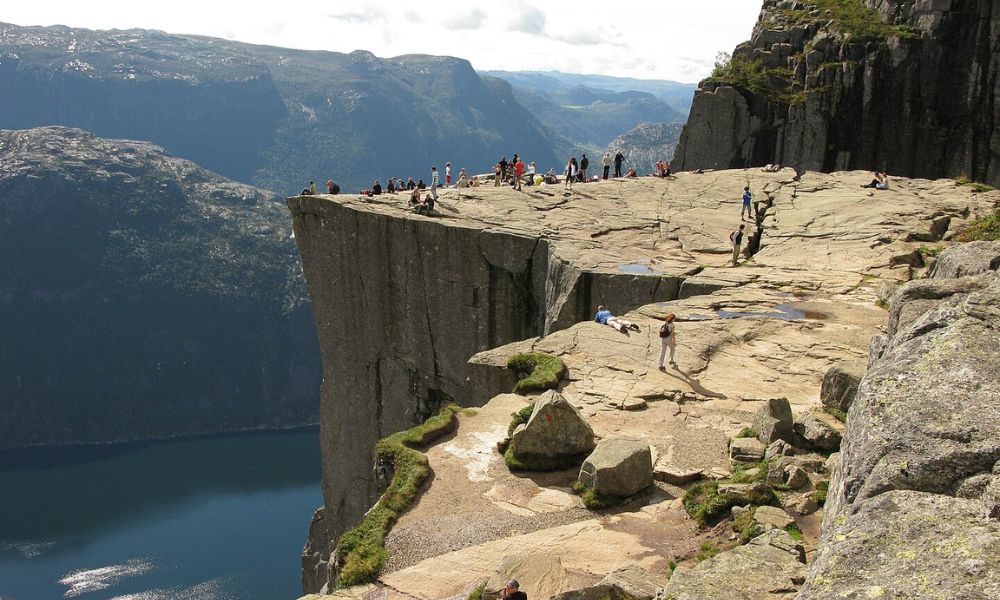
top-left (0, 429), bottom-right (322, 600)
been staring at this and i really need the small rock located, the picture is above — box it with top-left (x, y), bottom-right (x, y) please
top-left (706, 467), bottom-right (733, 480)
top-left (622, 397), bottom-right (647, 411)
top-left (729, 437), bottom-right (766, 462)
top-left (796, 496), bottom-right (819, 515)
top-left (793, 412), bottom-right (842, 451)
top-left (754, 505), bottom-right (795, 529)
top-left (820, 359), bottom-right (866, 413)
top-left (718, 483), bottom-right (751, 495)
top-left (653, 463), bottom-right (703, 485)
top-left (784, 465), bottom-right (811, 490)
top-left (732, 504), bottom-right (750, 519)
top-left (752, 398), bottom-right (794, 444)
top-left (765, 439), bottom-right (794, 460)
top-left (824, 452), bottom-right (840, 474)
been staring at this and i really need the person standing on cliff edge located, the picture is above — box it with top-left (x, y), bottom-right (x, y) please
top-left (430, 166), bottom-right (440, 200)
top-left (602, 151), bottom-right (612, 180)
top-left (730, 224), bottom-right (745, 267)
top-left (741, 186), bottom-right (753, 221)
top-left (658, 313), bottom-right (677, 370)
top-left (614, 148), bottom-right (624, 178)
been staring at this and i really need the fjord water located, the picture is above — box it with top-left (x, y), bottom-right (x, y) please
top-left (0, 429), bottom-right (321, 599)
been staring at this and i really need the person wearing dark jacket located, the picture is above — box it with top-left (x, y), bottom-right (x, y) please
top-left (502, 580), bottom-right (527, 600)
top-left (614, 149), bottom-right (624, 178)
top-left (579, 154), bottom-right (589, 182)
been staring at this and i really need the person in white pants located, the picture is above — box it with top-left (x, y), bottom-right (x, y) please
top-left (658, 313), bottom-right (677, 369)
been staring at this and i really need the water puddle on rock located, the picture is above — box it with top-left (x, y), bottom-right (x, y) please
top-left (618, 262), bottom-right (656, 275)
top-left (687, 303), bottom-right (828, 322)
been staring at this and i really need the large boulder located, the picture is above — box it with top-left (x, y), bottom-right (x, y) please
top-left (885, 272), bottom-right (996, 336)
top-left (751, 398), bottom-right (794, 444)
top-left (578, 438), bottom-right (653, 498)
top-left (930, 240), bottom-right (1000, 279)
top-left (799, 491), bottom-right (1000, 600)
top-left (819, 359), bottom-right (866, 413)
top-left (509, 390), bottom-right (596, 464)
top-left (825, 280), bottom-right (1000, 522)
top-left (660, 530), bottom-right (807, 599)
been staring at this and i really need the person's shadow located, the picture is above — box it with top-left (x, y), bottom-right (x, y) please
top-left (662, 366), bottom-right (726, 399)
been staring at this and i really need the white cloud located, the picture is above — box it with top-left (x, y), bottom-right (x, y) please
top-left (1, 0), bottom-right (763, 82)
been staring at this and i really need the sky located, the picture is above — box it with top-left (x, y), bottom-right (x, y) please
top-left (2, 1), bottom-right (762, 83)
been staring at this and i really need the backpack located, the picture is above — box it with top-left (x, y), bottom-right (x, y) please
top-left (659, 322), bottom-right (672, 338)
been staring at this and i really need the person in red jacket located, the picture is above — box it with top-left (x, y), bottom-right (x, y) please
top-left (514, 158), bottom-right (525, 191)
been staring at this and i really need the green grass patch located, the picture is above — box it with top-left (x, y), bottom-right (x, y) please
top-left (774, 0), bottom-right (919, 42)
top-left (824, 406), bottom-right (848, 423)
top-left (507, 404), bottom-right (535, 437)
top-left (504, 445), bottom-right (586, 472)
top-left (815, 480), bottom-right (830, 506)
top-left (466, 581), bottom-right (486, 600)
top-left (955, 207), bottom-right (1000, 242)
top-left (573, 481), bottom-right (655, 510)
top-left (709, 53), bottom-right (801, 103)
top-left (735, 427), bottom-right (757, 439)
top-left (682, 481), bottom-right (777, 526)
top-left (334, 404), bottom-right (462, 587)
top-left (668, 560), bottom-right (677, 576)
top-left (956, 176), bottom-right (996, 193)
top-left (730, 461), bottom-right (769, 484)
top-left (785, 523), bottom-right (805, 541)
top-left (507, 352), bottom-right (567, 394)
top-left (695, 540), bottom-right (730, 563)
top-left (733, 508), bottom-right (765, 545)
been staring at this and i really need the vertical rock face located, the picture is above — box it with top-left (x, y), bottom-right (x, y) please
top-left (674, 0), bottom-right (1000, 187)
top-left (288, 194), bottom-right (679, 591)
top-left (800, 242), bottom-right (1000, 598)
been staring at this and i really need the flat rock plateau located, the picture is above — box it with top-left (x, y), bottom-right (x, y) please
top-left (290, 169), bottom-right (998, 599)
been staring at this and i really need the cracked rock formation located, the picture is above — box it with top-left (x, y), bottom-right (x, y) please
top-left (288, 169), bottom-right (995, 592)
top-left (674, 0), bottom-right (1000, 187)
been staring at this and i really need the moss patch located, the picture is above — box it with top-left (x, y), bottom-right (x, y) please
top-left (507, 352), bottom-right (567, 394)
top-left (785, 523), bottom-right (805, 541)
top-left (507, 404), bottom-right (535, 437)
top-left (774, 0), bottom-right (919, 42)
top-left (815, 480), bottom-right (830, 506)
top-left (955, 207), bottom-right (1000, 242)
top-left (334, 404), bottom-right (462, 587)
top-left (683, 481), bottom-right (777, 526)
top-left (824, 406), bottom-right (848, 423)
top-left (573, 481), bottom-right (655, 510)
top-left (956, 176), bottom-right (996, 194)
top-left (466, 582), bottom-right (486, 600)
top-left (735, 427), bottom-right (757, 439)
top-left (504, 445), bottom-right (587, 472)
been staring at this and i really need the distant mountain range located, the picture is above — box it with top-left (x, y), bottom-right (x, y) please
top-left (0, 23), bottom-right (692, 193)
top-left (0, 126), bottom-right (320, 448)
top-left (0, 23), bottom-right (557, 194)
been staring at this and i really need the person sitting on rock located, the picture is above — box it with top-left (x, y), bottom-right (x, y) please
top-left (625, 167), bottom-right (637, 178)
top-left (664, 160), bottom-right (672, 176)
top-left (658, 312), bottom-right (678, 370)
top-left (502, 580), bottom-right (527, 600)
top-left (414, 193), bottom-right (435, 215)
top-left (408, 187), bottom-right (421, 209)
top-left (406, 177), bottom-right (417, 190)
top-left (371, 180), bottom-right (382, 195)
top-left (861, 171), bottom-right (889, 189)
top-left (595, 305), bottom-right (639, 333)
top-left (456, 171), bottom-right (470, 188)
top-left (417, 178), bottom-right (426, 190)
top-left (326, 179), bottom-right (340, 195)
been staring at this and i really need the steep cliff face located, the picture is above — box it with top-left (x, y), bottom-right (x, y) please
top-left (674, 0), bottom-right (1000, 187)
top-left (288, 188), bottom-right (696, 591)
top-left (0, 127), bottom-right (320, 448)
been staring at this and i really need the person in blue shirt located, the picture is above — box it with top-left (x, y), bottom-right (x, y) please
top-left (741, 186), bottom-right (753, 221)
top-left (594, 305), bottom-right (639, 333)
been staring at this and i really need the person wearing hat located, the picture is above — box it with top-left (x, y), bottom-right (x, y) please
top-left (502, 580), bottom-right (527, 600)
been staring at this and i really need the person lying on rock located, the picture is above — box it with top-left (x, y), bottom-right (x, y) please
top-left (502, 580), bottom-right (527, 600)
top-left (595, 305), bottom-right (639, 333)
top-left (658, 312), bottom-right (678, 370)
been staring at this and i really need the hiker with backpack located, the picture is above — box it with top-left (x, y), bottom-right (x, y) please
top-left (730, 224), bottom-right (745, 267)
top-left (658, 313), bottom-right (678, 370)
top-left (579, 154), bottom-right (589, 182)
